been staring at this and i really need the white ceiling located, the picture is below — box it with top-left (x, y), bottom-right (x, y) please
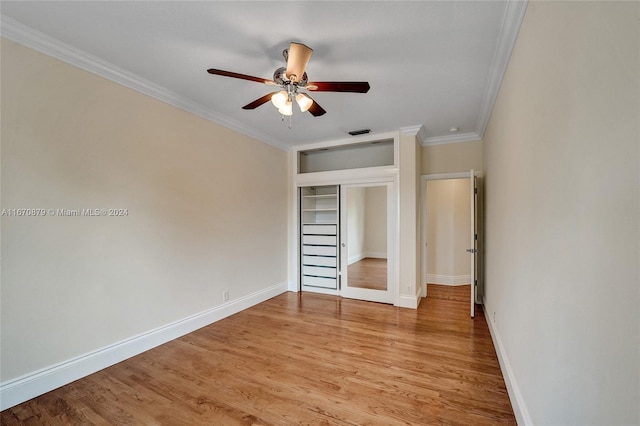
top-left (1, 1), bottom-right (527, 150)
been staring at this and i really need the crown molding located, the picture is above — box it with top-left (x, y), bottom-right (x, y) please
top-left (399, 125), bottom-right (427, 143)
top-left (0, 16), bottom-right (289, 151)
top-left (1, 1), bottom-right (528, 152)
top-left (400, 1), bottom-right (527, 148)
top-left (399, 125), bottom-right (422, 136)
top-left (474, 0), bottom-right (528, 140)
top-left (422, 132), bottom-right (481, 146)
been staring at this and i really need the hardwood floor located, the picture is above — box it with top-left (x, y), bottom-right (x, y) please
top-left (348, 258), bottom-right (387, 290)
top-left (1, 289), bottom-right (515, 425)
top-left (427, 283), bottom-right (472, 303)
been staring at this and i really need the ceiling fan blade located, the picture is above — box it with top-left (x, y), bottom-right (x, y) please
top-left (306, 81), bottom-right (370, 93)
top-left (207, 68), bottom-right (276, 85)
top-left (307, 99), bottom-right (326, 117)
top-left (286, 42), bottom-right (313, 83)
top-left (242, 92), bottom-right (278, 110)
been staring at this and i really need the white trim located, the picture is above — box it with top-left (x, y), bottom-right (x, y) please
top-left (399, 125), bottom-right (422, 136)
top-left (421, 176), bottom-right (428, 297)
top-left (364, 251), bottom-right (386, 259)
top-left (475, 0), bottom-right (528, 140)
top-left (295, 166), bottom-right (399, 187)
top-left (417, 0), bottom-right (528, 148)
top-left (484, 297), bottom-right (533, 425)
top-left (407, 1), bottom-right (528, 147)
top-left (300, 285), bottom-right (340, 296)
top-left (422, 132), bottom-right (481, 146)
top-left (0, 16), bottom-right (288, 151)
top-left (427, 274), bottom-right (471, 286)
top-left (400, 125), bottom-right (428, 145)
top-left (421, 172), bottom-right (484, 300)
top-left (289, 150), bottom-right (300, 293)
top-left (340, 181), bottom-right (398, 306)
top-left (397, 293), bottom-right (421, 309)
top-left (0, 281), bottom-right (288, 411)
top-left (348, 252), bottom-right (387, 265)
top-left (424, 171), bottom-right (482, 181)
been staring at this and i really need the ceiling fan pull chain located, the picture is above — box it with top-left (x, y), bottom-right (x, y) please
top-left (288, 114), bottom-right (293, 130)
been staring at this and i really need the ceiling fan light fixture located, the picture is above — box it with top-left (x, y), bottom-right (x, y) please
top-left (271, 90), bottom-right (288, 109)
top-left (279, 100), bottom-right (293, 116)
top-left (296, 93), bottom-right (314, 112)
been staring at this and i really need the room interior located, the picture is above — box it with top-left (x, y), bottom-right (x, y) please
top-left (1, 1), bottom-right (638, 425)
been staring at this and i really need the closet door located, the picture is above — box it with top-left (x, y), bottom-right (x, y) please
top-left (340, 182), bottom-right (395, 304)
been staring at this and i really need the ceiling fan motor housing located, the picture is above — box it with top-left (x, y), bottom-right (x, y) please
top-left (273, 67), bottom-right (308, 87)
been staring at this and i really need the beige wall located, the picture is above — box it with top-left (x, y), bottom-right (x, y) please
top-left (482, 2), bottom-right (639, 425)
top-left (346, 187), bottom-right (366, 262)
top-left (421, 140), bottom-right (482, 175)
top-left (1, 39), bottom-right (288, 382)
top-left (426, 179), bottom-right (470, 282)
top-left (346, 186), bottom-right (387, 263)
top-left (364, 186), bottom-right (387, 257)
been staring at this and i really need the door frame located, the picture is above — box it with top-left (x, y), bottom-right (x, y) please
top-left (340, 181), bottom-right (397, 305)
top-left (420, 171), bottom-right (483, 299)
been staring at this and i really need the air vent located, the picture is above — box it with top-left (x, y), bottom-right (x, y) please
top-left (348, 129), bottom-right (371, 136)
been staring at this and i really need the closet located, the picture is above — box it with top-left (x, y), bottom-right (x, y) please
top-left (292, 130), bottom-right (411, 306)
top-left (299, 182), bottom-right (395, 303)
top-left (300, 185), bottom-right (339, 290)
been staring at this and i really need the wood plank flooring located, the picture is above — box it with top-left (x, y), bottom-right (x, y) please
top-left (348, 258), bottom-right (387, 290)
top-left (427, 283), bottom-right (472, 303)
top-left (1, 288), bottom-right (515, 425)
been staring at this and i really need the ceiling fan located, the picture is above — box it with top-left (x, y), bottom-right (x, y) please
top-left (207, 42), bottom-right (370, 118)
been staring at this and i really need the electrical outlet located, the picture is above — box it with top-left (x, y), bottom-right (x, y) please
top-left (223, 290), bottom-right (229, 302)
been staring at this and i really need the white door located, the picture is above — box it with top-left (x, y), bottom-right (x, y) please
top-left (468, 170), bottom-right (478, 317)
top-left (340, 183), bottom-right (395, 304)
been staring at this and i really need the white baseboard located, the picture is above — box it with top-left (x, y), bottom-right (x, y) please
top-left (0, 281), bottom-right (288, 411)
top-left (427, 274), bottom-right (471, 286)
top-left (484, 297), bottom-right (532, 425)
top-left (348, 253), bottom-right (366, 265)
top-left (397, 288), bottom-right (421, 309)
top-left (348, 252), bottom-right (387, 265)
top-left (364, 251), bottom-right (387, 259)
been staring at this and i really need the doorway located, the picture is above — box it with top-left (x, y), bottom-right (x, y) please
top-left (422, 172), bottom-right (482, 316)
